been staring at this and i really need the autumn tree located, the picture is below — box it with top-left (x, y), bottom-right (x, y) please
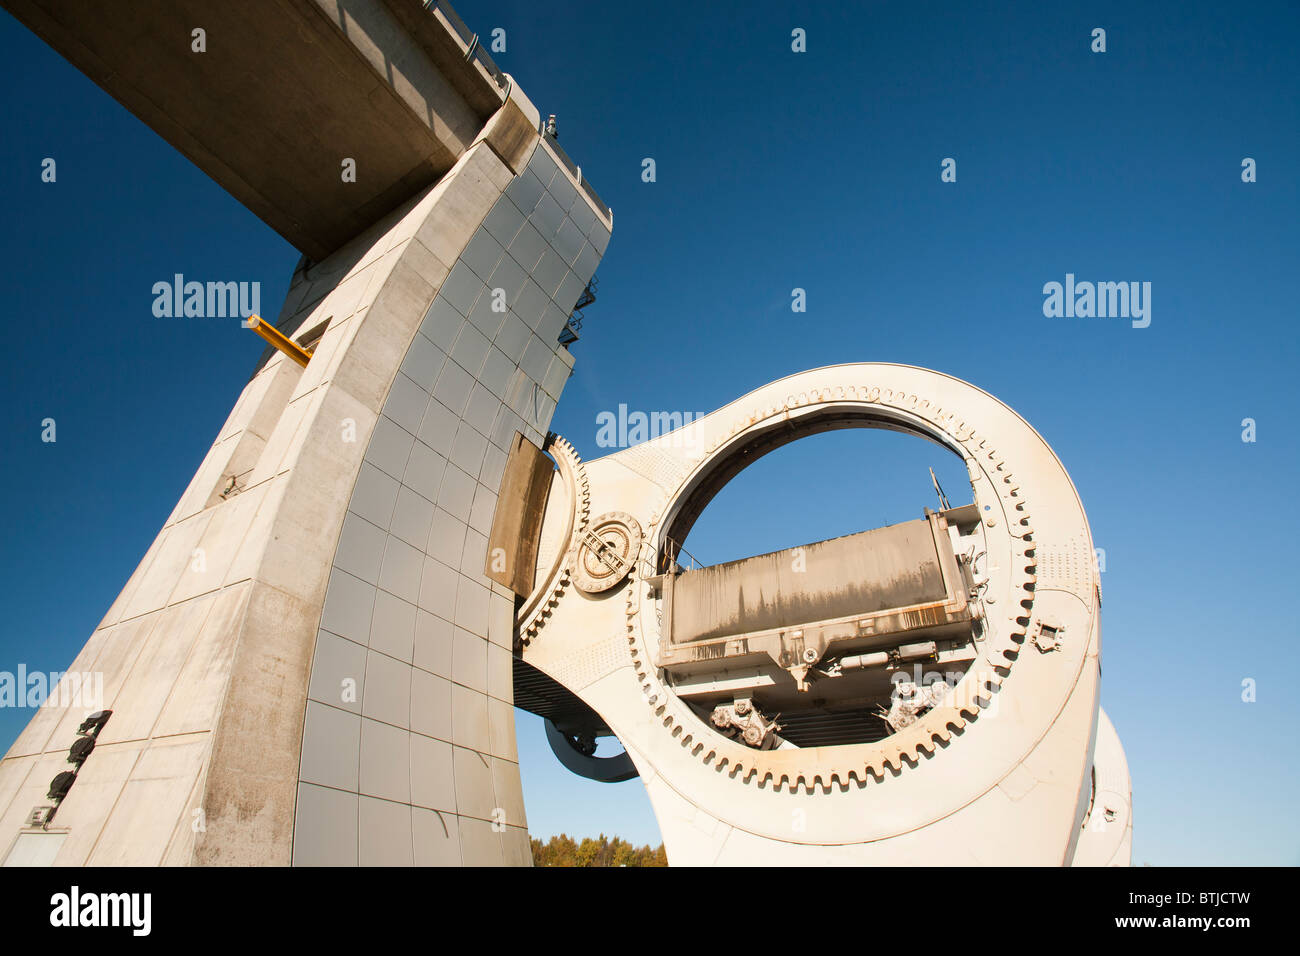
top-left (530, 833), bottom-right (667, 866)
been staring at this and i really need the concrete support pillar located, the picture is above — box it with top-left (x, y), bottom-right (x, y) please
top-left (0, 120), bottom-right (612, 867)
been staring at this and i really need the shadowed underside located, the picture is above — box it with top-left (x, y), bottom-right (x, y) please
top-left (1, 0), bottom-right (511, 260)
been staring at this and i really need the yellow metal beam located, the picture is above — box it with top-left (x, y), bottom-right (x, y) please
top-left (246, 314), bottom-right (313, 368)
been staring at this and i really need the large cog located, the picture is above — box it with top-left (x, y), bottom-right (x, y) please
top-left (517, 433), bottom-right (590, 647)
top-left (623, 383), bottom-right (1039, 792)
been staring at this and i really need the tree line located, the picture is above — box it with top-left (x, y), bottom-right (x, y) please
top-left (530, 833), bottom-right (667, 867)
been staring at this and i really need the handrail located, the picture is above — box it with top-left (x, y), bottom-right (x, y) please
top-left (660, 536), bottom-right (704, 573)
top-left (425, 0), bottom-right (508, 90)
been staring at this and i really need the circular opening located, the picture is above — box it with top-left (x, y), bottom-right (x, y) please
top-left (680, 429), bottom-right (972, 567)
top-left (658, 425), bottom-right (988, 750)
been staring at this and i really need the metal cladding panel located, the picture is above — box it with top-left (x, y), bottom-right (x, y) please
top-left (294, 135), bottom-right (608, 867)
top-left (670, 519), bottom-right (948, 645)
top-left (484, 434), bottom-right (554, 596)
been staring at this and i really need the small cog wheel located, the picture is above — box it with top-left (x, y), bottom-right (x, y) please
top-left (571, 512), bottom-right (642, 593)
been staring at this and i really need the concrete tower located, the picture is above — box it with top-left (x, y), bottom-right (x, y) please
top-left (0, 0), bottom-right (611, 866)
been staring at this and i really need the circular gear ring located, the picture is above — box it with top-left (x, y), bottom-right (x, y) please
top-left (625, 380), bottom-right (1042, 792)
top-left (571, 512), bottom-right (642, 593)
top-left (518, 434), bottom-right (589, 646)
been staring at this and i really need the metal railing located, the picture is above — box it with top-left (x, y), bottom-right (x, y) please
top-left (559, 275), bottom-right (598, 345)
top-left (659, 537), bottom-right (704, 573)
top-left (424, 0), bottom-right (508, 90)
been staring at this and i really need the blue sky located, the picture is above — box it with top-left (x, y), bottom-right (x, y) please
top-left (2, 0), bottom-right (1298, 864)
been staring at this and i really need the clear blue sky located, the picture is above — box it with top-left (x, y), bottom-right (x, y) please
top-left (2, 1), bottom-right (1297, 865)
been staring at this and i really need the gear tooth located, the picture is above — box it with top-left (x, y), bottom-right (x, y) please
top-left (942, 709), bottom-right (968, 732)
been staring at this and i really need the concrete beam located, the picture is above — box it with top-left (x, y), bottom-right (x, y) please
top-left (2, 0), bottom-right (510, 261)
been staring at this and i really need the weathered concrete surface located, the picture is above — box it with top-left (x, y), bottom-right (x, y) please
top-left (0, 0), bottom-right (510, 260)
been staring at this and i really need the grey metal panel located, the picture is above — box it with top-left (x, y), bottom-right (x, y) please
top-left (670, 519), bottom-right (948, 646)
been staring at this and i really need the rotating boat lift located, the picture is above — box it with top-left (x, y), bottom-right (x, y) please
top-left (496, 364), bottom-right (1132, 866)
top-left (0, 0), bottom-right (1130, 868)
